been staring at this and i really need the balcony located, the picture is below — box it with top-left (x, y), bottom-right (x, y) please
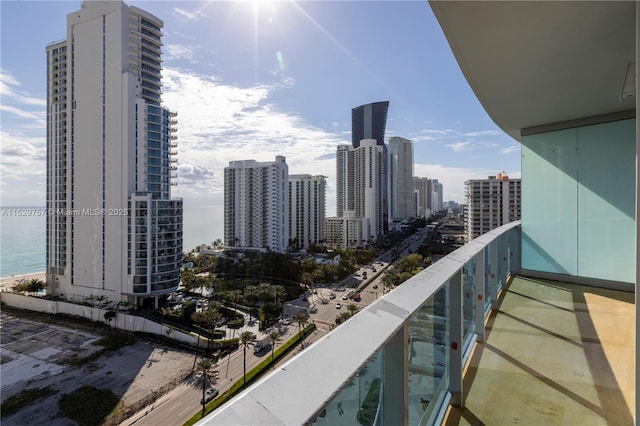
top-left (196, 221), bottom-right (634, 425)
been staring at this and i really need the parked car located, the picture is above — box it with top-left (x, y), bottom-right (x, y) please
top-left (336, 303), bottom-right (342, 309)
top-left (329, 293), bottom-right (336, 299)
top-left (342, 294), bottom-right (348, 300)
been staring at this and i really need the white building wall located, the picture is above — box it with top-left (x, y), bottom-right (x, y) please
top-left (465, 174), bottom-right (521, 241)
top-left (47, 1), bottom-right (182, 305)
top-left (224, 157), bottom-right (289, 253)
top-left (289, 175), bottom-right (326, 249)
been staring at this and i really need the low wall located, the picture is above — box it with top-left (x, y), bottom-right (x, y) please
top-left (0, 292), bottom-right (198, 346)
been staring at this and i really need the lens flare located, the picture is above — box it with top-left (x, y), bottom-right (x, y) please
top-left (277, 51), bottom-right (286, 71)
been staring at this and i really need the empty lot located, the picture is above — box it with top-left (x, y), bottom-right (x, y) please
top-left (1, 311), bottom-right (195, 425)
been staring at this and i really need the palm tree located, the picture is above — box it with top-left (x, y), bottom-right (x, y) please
top-left (27, 278), bottom-right (45, 295)
top-left (347, 304), bottom-right (359, 316)
top-left (268, 330), bottom-right (280, 360)
top-left (257, 282), bottom-right (272, 303)
top-left (240, 331), bottom-right (255, 385)
top-left (160, 307), bottom-right (171, 328)
top-left (203, 305), bottom-right (222, 350)
top-left (192, 311), bottom-right (206, 348)
top-left (293, 311), bottom-right (309, 337)
top-left (228, 289), bottom-right (242, 312)
top-left (196, 358), bottom-right (218, 416)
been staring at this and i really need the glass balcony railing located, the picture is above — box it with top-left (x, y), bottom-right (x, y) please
top-left (198, 220), bottom-right (521, 426)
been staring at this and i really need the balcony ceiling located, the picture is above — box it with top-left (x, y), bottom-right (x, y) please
top-left (429, 1), bottom-right (636, 141)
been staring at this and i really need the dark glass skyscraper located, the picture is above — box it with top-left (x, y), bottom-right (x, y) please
top-left (351, 101), bottom-right (390, 148)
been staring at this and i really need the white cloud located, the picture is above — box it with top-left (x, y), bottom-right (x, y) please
top-left (162, 67), bottom-right (347, 213)
top-left (447, 141), bottom-right (472, 152)
top-left (173, 7), bottom-right (207, 22)
top-left (164, 44), bottom-right (197, 62)
top-left (0, 69), bottom-right (46, 107)
top-left (0, 105), bottom-right (45, 124)
top-left (501, 144), bottom-right (521, 154)
top-left (464, 130), bottom-right (501, 137)
top-left (414, 164), bottom-right (504, 203)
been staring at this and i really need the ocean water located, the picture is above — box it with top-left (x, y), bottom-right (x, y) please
top-left (0, 205), bottom-right (224, 278)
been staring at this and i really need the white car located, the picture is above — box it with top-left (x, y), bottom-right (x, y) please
top-left (336, 303), bottom-right (342, 309)
top-left (201, 388), bottom-right (219, 404)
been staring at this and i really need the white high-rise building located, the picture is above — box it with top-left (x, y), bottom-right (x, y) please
top-left (289, 175), bottom-right (326, 249)
top-left (46, 1), bottom-right (182, 307)
top-left (412, 177), bottom-right (444, 218)
top-left (328, 139), bottom-right (385, 247)
top-left (388, 136), bottom-right (414, 223)
top-left (432, 179), bottom-right (444, 213)
top-left (224, 156), bottom-right (289, 253)
top-left (464, 173), bottom-right (521, 242)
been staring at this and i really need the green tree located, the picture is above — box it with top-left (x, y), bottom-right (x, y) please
top-left (293, 311), bottom-right (309, 337)
top-left (202, 305), bottom-right (223, 350)
top-left (191, 311), bottom-right (206, 347)
top-left (268, 330), bottom-right (280, 360)
top-left (27, 278), bottom-right (45, 295)
top-left (239, 331), bottom-right (255, 384)
top-left (196, 358), bottom-right (218, 416)
top-left (346, 303), bottom-right (359, 316)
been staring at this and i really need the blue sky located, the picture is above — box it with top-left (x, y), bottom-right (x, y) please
top-left (0, 1), bottom-right (521, 214)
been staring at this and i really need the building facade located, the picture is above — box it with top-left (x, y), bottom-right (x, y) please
top-left (412, 177), bottom-right (444, 218)
top-left (464, 173), bottom-right (521, 241)
top-left (387, 136), bottom-right (415, 223)
top-left (224, 156), bottom-right (289, 253)
top-left (351, 101), bottom-right (390, 149)
top-left (46, 1), bottom-right (182, 307)
top-left (328, 139), bottom-right (385, 247)
top-left (289, 175), bottom-right (326, 250)
top-left (351, 101), bottom-right (390, 233)
top-left (324, 213), bottom-right (365, 249)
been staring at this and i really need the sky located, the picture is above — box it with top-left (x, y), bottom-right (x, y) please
top-left (0, 0), bottom-right (521, 215)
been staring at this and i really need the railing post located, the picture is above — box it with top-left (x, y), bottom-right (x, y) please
top-left (382, 323), bottom-right (408, 425)
top-left (489, 240), bottom-right (498, 309)
top-left (511, 226), bottom-right (521, 274)
top-left (499, 233), bottom-right (508, 290)
top-left (475, 251), bottom-right (486, 343)
top-left (448, 270), bottom-right (464, 407)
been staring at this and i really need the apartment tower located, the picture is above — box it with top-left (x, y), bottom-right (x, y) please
top-left (464, 173), bottom-right (521, 241)
top-left (351, 101), bottom-right (390, 233)
top-left (388, 136), bottom-right (415, 223)
top-left (224, 156), bottom-right (289, 253)
top-left (46, 1), bottom-right (182, 307)
top-left (289, 175), bottom-right (326, 250)
top-left (328, 139), bottom-right (385, 247)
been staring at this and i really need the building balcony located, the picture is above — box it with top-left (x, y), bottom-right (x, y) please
top-left (197, 221), bottom-right (634, 425)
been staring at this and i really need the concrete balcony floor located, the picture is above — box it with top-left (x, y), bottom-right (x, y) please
top-left (445, 276), bottom-right (635, 425)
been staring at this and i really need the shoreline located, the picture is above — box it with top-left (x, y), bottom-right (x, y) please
top-left (0, 272), bottom-right (46, 292)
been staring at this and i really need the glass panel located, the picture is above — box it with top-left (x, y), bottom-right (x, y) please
top-left (409, 283), bottom-right (449, 425)
top-left (577, 119), bottom-right (635, 284)
top-left (462, 258), bottom-right (476, 346)
top-left (484, 246), bottom-right (491, 312)
top-left (311, 352), bottom-right (382, 426)
top-left (521, 129), bottom-right (578, 275)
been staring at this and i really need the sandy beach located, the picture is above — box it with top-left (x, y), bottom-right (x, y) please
top-left (0, 272), bottom-right (46, 292)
